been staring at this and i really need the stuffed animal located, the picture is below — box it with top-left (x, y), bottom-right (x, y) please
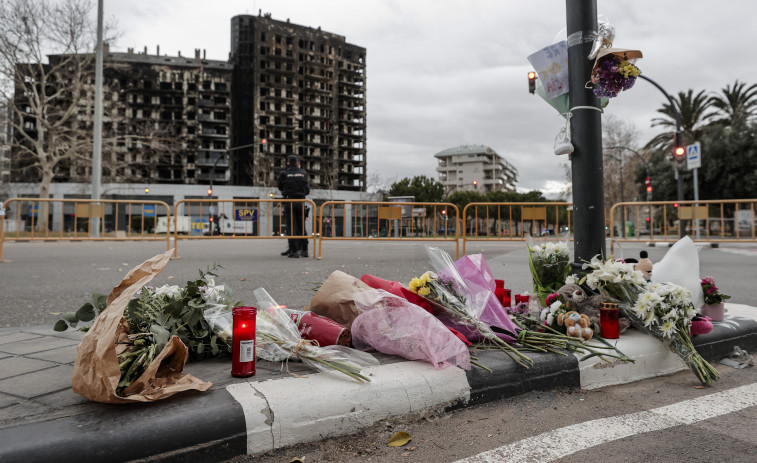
top-left (558, 311), bottom-right (593, 340)
top-left (557, 283), bottom-right (631, 336)
top-left (636, 251), bottom-right (653, 281)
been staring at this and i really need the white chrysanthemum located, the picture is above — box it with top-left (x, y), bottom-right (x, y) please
top-left (540, 308), bottom-right (549, 322)
top-left (662, 308), bottom-right (678, 320)
top-left (549, 300), bottom-right (562, 313)
top-left (685, 305), bottom-right (697, 320)
top-left (546, 313), bottom-right (555, 326)
top-left (154, 284), bottom-right (181, 299)
top-left (632, 301), bottom-right (648, 317)
top-left (643, 310), bottom-right (658, 327)
top-left (565, 274), bottom-right (579, 285)
top-left (660, 319), bottom-right (677, 339)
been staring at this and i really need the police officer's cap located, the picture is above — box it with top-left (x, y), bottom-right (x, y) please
top-left (286, 154), bottom-right (299, 165)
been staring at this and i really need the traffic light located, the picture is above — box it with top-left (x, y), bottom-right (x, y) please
top-left (144, 187), bottom-right (150, 194)
top-left (268, 192), bottom-right (274, 198)
top-left (207, 187), bottom-right (213, 196)
top-left (646, 217), bottom-right (650, 223)
top-left (441, 209), bottom-right (448, 220)
top-left (472, 180), bottom-right (478, 189)
top-left (528, 71), bottom-right (537, 94)
top-left (673, 145), bottom-right (686, 162)
top-left (645, 177), bottom-right (652, 193)
top-left (673, 202), bottom-right (679, 208)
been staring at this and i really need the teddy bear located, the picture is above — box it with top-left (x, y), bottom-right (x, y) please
top-left (557, 283), bottom-right (631, 336)
top-left (557, 311), bottom-right (593, 340)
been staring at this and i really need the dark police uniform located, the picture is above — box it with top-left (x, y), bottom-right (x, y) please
top-left (277, 155), bottom-right (310, 257)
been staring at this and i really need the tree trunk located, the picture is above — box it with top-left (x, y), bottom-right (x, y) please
top-left (35, 166), bottom-right (54, 232)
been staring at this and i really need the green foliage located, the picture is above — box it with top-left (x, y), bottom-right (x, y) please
top-left (53, 293), bottom-right (109, 332)
top-left (387, 175), bottom-right (444, 203)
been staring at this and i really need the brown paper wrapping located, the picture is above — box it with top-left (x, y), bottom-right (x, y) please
top-left (72, 249), bottom-right (212, 404)
top-left (308, 270), bottom-right (372, 329)
top-left (591, 47), bottom-right (643, 75)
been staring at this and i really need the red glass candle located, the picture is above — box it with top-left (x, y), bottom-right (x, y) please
top-left (232, 306), bottom-right (257, 378)
top-left (514, 293), bottom-right (530, 306)
top-left (501, 289), bottom-right (512, 308)
top-left (494, 279), bottom-right (506, 307)
top-left (599, 302), bottom-right (620, 339)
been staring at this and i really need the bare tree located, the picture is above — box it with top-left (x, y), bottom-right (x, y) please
top-left (602, 115), bottom-right (643, 210)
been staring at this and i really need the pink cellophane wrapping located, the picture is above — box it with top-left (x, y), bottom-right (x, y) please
top-left (351, 289), bottom-right (471, 370)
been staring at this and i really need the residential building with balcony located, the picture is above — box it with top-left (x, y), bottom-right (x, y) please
top-left (434, 145), bottom-right (518, 194)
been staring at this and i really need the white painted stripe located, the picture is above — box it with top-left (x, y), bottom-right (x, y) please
top-left (455, 383), bottom-right (757, 463)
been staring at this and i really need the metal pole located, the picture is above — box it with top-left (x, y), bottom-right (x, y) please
top-left (91, 0), bottom-right (104, 237)
top-left (567, 0), bottom-right (605, 268)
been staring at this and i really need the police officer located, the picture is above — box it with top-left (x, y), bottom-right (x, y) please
top-left (277, 154), bottom-right (310, 258)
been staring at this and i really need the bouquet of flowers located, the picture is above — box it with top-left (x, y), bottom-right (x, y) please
top-left (62, 264), bottom-right (237, 395)
top-left (527, 239), bottom-right (571, 306)
top-left (411, 246), bottom-right (533, 368)
top-left (701, 276), bottom-right (731, 305)
top-left (351, 288), bottom-right (471, 370)
top-left (251, 288), bottom-right (379, 382)
top-left (539, 293), bottom-right (570, 331)
top-left (583, 256), bottom-right (719, 385)
top-left (590, 53), bottom-right (641, 98)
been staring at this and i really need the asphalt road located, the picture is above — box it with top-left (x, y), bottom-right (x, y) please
top-left (0, 238), bottom-right (755, 328)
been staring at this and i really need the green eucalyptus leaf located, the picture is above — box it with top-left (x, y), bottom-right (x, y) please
top-left (92, 293), bottom-right (108, 310)
top-left (53, 320), bottom-right (70, 332)
top-left (75, 303), bottom-right (97, 322)
top-left (62, 312), bottom-right (79, 323)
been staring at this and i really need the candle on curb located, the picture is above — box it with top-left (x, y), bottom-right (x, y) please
top-left (599, 302), bottom-right (620, 339)
top-left (232, 306), bottom-right (257, 378)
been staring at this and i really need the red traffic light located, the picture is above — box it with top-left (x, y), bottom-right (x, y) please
top-left (207, 188), bottom-right (213, 196)
top-left (262, 138), bottom-right (267, 144)
top-left (472, 180), bottom-right (478, 188)
top-left (673, 146), bottom-right (686, 161)
top-left (673, 202), bottom-right (679, 208)
top-left (527, 72), bottom-right (537, 94)
top-left (646, 217), bottom-right (650, 222)
top-left (646, 186), bottom-right (653, 193)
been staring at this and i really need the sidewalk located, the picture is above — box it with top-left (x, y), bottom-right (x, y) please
top-left (1, 304), bottom-right (756, 463)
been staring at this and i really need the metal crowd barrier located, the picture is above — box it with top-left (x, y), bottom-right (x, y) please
top-left (461, 202), bottom-right (573, 254)
top-left (316, 201), bottom-right (460, 259)
top-left (171, 198), bottom-right (317, 259)
top-left (0, 198), bottom-right (171, 260)
top-left (609, 199), bottom-right (757, 251)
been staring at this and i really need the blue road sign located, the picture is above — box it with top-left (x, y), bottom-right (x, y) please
top-left (235, 208), bottom-right (258, 221)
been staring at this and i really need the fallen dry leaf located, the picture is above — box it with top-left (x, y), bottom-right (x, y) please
top-left (388, 431), bottom-right (412, 447)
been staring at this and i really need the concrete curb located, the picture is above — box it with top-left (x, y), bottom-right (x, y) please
top-left (1, 304), bottom-right (755, 462)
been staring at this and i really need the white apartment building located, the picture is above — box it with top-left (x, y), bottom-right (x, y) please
top-left (434, 145), bottom-right (518, 194)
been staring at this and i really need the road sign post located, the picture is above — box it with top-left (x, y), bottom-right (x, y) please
top-left (687, 142), bottom-right (702, 239)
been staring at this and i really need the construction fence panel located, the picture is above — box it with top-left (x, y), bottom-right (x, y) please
top-left (0, 198), bottom-right (171, 260)
top-left (172, 198), bottom-right (317, 259)
top-left (462, 202), bottom-right (573, 254)
top-left (316, 201), bottom-right (460, 259)
top-left (608, 199), bottom-right (757, 251)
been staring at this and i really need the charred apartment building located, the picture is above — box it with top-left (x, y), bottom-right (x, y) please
top-left (230, 14), bottom-right (366, 191)
top-left (10, 13), bottom-right (366, 192)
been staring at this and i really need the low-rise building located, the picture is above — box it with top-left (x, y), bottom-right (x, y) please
top-left (434, 145), bottom-right (518, 194)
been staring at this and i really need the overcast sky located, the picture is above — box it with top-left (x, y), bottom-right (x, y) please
top-left (103, 0), bottom-right (756, 196)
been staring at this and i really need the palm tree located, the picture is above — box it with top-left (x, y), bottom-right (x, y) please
top-left (644, 89), bottom-right (716, 154)
top-left (708, 80), bottom-right (757, 126)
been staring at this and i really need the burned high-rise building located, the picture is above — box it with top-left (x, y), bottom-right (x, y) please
top-left (230, 14), bottom-right (366, 191)
top-left (9, 13), bottom-right (367, 193)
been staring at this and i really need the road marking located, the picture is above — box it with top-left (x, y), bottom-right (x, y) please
top-left (454, 383), bottom-right (757, 463)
